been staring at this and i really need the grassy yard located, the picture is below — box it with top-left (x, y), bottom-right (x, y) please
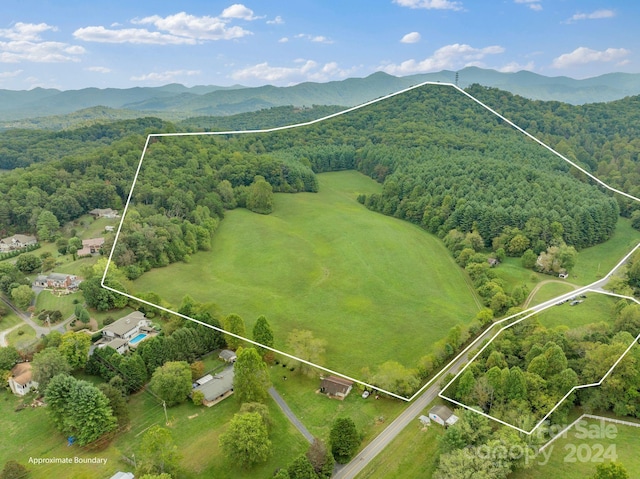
top-left (0, 378), bottom-right (308, 479)
top-left (356, 403), bottom-right (446, 479)
top-left (133, 171), bottom-right (481, 379)
top-left (526, 281), bottom-right (578, 307)
top-left (6, 324), bottom-right (38, 349)
top-left (511, 418), bottom-right (640, 479)
top-left (0, 310), bottom-right (23, 332)
top-left (535, 292), bottom-right (617, 330)
top-left (34, 290), bottom-right (81, 321)
top-left (267, 367), bottom-right (406, 445)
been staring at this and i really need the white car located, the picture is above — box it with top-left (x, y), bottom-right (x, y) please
top-left (362, 390), bottom-right (370, 399)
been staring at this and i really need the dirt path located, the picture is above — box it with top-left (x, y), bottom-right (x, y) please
top-left (524, 279), bottom-right (579, 308)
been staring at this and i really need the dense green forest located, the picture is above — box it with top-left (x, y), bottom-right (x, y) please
top-left (1, 84), bottom-right (639, 278)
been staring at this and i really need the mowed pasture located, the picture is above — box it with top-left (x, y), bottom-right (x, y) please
top-left (511, 418), bottom-right (640, 479)
top-left (134, 171), bottom-right (480, 377)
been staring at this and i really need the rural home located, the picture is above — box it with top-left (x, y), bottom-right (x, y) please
top-left (89, 208), bottom-right (118, 219)
top-left (193, 366), bottom-right (234, 406)
top-left (0, 234), bottom-right (37, 253)
top-left (219, 349), bottom-right (237, 363)
top-left (33, 273), bottom-right (82, 291)
top-left (101, 311), bottom-right (151, 342)
top-left (77, 237), bottom-right (104, 257)
top-left (429, 405), bottom-right (459, 427)
top-left (8, 362), bottom-right (38, 396)
top-left (100, 337), bottom-right (129, 355)
top-left (319, 375), bottom-right (354, 400)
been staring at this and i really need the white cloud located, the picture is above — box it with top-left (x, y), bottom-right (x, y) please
top-left (220, 4), bottom-right (260, 20)
top-left (294, 33), bottom-right (333, 44)
top-left (267, 16), bottom-right (284, 25)
top-left (86, 66), bottom-right (111, 73)
top-left (0, 40), bottom-right (85, 63)
top-left (515, 0), bottom-right (542, 11)
top-left (231, 60), bottom-right (354, 84)
top-left (552, 47), bottom-right (630, 68)
top-left (0, 22), bottom-right (57, 41)
top-left (380, 43), bottom-right (505, 75)
top-left (394, 0), bottom-right (463, 11)
top-left (497, 61), bottom-right (534, 73)
top-left (130, 69), bottom-right (201, 83)
top-left (134, 12), bottom-right (252, 41)
top-left (74, 26), bottom-right (196, 45)
top-left (0, 22), bottom-right (84, 63)
top-left (0, 69), bottom-right (22, 78)
top-left (278, 37), bottom-right (289, 43)
top-left (401, 32), bottom-right (421, 44)
top-left (566, 9), bottom-right (615, 23)
top-left (75, 9), bottom-right (254, 45)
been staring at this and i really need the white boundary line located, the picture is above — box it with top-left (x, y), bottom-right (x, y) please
top-left (439, 288), bottom-right (640, 435)
top-left (539, 414), bottom-right (640, 453)
top-left (101, 80), bottom-right (640, 401)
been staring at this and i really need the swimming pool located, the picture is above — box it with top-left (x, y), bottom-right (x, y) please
top-left (129, 333), bottom-right (147, 345)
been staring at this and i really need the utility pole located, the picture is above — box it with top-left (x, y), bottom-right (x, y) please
top-left (455, 71), bottom-right (459, 86)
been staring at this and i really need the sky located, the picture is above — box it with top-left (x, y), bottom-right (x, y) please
top-left (0, 0), bottom-right (638, 90)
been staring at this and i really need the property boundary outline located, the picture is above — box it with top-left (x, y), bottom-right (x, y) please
top-left (101, 79), bottom-right (640, 402)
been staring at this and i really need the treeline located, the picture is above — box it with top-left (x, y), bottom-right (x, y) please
top-left (178, 104), bottom-right (345, 132)
top-left (444, 300), bottom-right (640, 430)
top-left (223, 84), bottom-right (620, 251)
top-left (0, 116), bottom-right (169, 170)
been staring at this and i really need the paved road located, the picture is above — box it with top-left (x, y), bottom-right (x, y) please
top-left (334, 247), bottom-right (637, 479)
top-left (0, 323), bottom-right (23, 347)
top-left (269, 386), bottom-right (314, 444)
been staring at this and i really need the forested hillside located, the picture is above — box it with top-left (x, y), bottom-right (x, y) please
top-left (1, 83), bottom-right (639, 276)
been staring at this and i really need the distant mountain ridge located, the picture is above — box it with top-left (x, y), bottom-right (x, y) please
top-left (2, 67), bottom-right (640, 125)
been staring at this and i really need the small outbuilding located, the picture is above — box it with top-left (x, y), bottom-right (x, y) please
top-left (428, 405), bottom-right (459, 427)
top-left (219, 349), bottom-right (237, 363)
top-left (319, 375), bottom-right (354, 400)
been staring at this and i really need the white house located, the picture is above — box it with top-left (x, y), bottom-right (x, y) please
top-left (429, 405), bottom-right (459, 427)
top-left (101, 311), bottom-right (150, 342)
top-left (8, 363), bottom-right (38, 396)
top-left (32, 273), bottom-right (82, 291)
top-left (0, 234), bottom-right (37, 253)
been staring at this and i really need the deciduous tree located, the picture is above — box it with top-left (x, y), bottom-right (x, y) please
top-left (219, 412), bottom-right (272, 468)
top-left (149, 361), bottom-right (192, 407)
top-left (136, 426), bottom-right (182, 477)
top-left (31, 347), bottom-right (71, 392)
top-left (58, 331), bottom-right (91, 369)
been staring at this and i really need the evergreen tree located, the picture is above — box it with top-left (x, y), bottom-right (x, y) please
top-left (234, 347), bottom-right (271, 403)
top-left (329, 417), bottom-right (360, 463)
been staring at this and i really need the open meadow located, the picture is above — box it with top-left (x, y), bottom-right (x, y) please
top-left (133, 171), bottom-right (481, 378)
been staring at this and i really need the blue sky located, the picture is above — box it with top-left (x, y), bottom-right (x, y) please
top-left (0, 0), bottom-right (638, 90)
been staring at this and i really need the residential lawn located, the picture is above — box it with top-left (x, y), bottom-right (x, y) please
top-left (357, 404), bottom-right (446, 479)
top-left (0, 310), bottom-right (23, 331)
top-left (571, 217), bottom-right (640, 286)
top-left (0, 379), bottom-right (308, 478)
top-left (535, 292), bottom-right (617, 330)
top-left (6, 324), bottom-right (37, 349)
top-left (133, 171), bottom-right (481, 379)
top-left (511, 418), bottom-right (640, 479)
top-left (527, 281), bottom-right (579, 307)
top-left (267, 367), bottom-right (406, 445)
top-left (34, 290), bottom-right (81, 321)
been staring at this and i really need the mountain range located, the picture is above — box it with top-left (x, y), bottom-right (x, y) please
top-left (2, 67), bottom-right (640, 128)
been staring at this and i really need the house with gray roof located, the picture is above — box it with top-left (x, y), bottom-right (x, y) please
top-left (0, 234), bottom-right (37, 252)
top-left (193, 366), bottom-right (235, 407)
top-left (101, 311), bottom-right (150, 342)
top-left (33, 273), bottom-right (82, 291)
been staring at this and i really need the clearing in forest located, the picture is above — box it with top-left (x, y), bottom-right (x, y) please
top-left (133, 171), bottom-right (480, 379)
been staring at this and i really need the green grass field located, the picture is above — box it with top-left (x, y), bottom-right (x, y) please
top-left (571, 217), bottom-right (640, 286)
top-left (0, 310), bottom-right (23, 332)
top-left (34, 290), bottom-right (81, 321)
top-left (535, 292), bottom-right (617, 330)
top-left (267, 367), bottom-right (406, 445)
top-left (526, 281), bottom-right (578, 307)
top-left (0, 382), bottom-right (308, 479)
top-left (6, 324), bottom-right (37, 349)
top-left (356, 403), bottom-right (445, 479)
top-left (133, 171), bottom-right (480, 377)
top-left (511, 418), bottom-right (640, 479)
